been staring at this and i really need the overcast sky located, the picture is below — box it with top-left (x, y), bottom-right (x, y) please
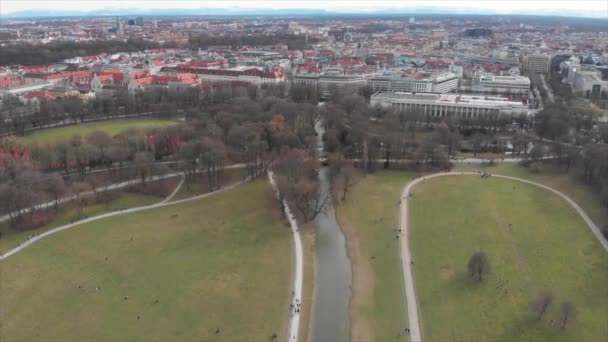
top-left (1, 0), bottom-right (607, 17)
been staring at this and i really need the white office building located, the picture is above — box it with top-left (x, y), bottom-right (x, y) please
top-left (472, 72), bottom-right (530, 95)
top-left (318, 74), bottom-right (367, 97)
top-left (574, 72), bottom-right (607, 98)
top-left (368, 72), bottom-right (459, 94)
top-left (370, 92), bottom-right (534, 118)
top-left (293, 73), bottom-right (320, 87)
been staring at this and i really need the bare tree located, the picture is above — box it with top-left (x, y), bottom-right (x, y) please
top-left (532, 291), bottom-right (554, 320)
top-left (559, 302), bottom-right (576, 331)
top-left (133, 151), bottom-right (154, 186)
top-left (45, 173), bottom-right (66, 212)
top-left (467, 251), bottom-right (490, 282)
top-left (87, 130), bottom-right (112, 164)
top-left (107, 143), bottom-right (128, 180)
top-left (330, 157), bottom-right (357, 201)
top-left (71, 181), bottom-right (92, 219)
top-left (274, 148), bottom-right (327, 222)
top-left (471, 133), bottom-right (488, 157)
top-left (276, 174), bottom-right (328, 222)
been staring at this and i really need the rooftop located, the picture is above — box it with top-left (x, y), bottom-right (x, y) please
top-left (373, 91), bottom-right (528, 108)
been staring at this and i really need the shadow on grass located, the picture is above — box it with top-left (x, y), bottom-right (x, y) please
top-left (442, 270), bottom-right (492, 298)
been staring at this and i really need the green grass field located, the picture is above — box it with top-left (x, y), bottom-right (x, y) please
top-left (16, 119), bottom-right (178, 145)
top-left (335, 170), bottom-right (418, 341)
top-left (409, 176), bottom-right (608, 342)
top-left (453, 162), bottom-right (608, 229)
top-left (0, 181), bottom-right (293, 341)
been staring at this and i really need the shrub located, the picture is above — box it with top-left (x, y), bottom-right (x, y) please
top-left (529, 162), bottom-right (543, 174)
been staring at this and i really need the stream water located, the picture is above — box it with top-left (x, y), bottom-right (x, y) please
top-left (312, 118), bottom-right (353, 342)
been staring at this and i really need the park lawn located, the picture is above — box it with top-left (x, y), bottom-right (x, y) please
top-left (0, 180), bottom-right (293, 342)
top-left (335, 170), bottom-right (418, 341)
top-left (409, 176), bottom-right (608, 342)
top-left (15, 118), bottom-right (178, 145)
top-left (0, 192), bottom-right (159, 255)
top-left (453, 162), bottom-right (608, 228)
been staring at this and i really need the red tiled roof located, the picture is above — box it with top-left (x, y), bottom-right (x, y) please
top-left (335, 59), bottom-right (365, 67)
top-left (95, 74), bottom-right (114, 84)
top-left (24, 91), bottom-right (53, 99)
top-left (170, 66), bottom-right (285, 79)
top-left (0, 79), bottom-right (21, 88)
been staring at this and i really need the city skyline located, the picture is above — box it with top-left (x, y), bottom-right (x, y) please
top-left (1, 0), bottom-right (607, 18)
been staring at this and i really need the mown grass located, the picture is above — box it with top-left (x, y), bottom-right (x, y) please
top-left (409, 176), bottom-right (608, 342)
top-left (335, 170), bottom-right (418, 341)
top-left (0, 180), bottom-right (293, 341)
top-left (453, 162), bottom-right (608, 228)
top-left (0, 192), bottom-right (159, 255)
top-left (15, 119), bottom-right (178, 145)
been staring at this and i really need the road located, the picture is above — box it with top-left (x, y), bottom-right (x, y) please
top-left (399, 172), bottom-right (608, 342)
top-left (0, 176), bottom-right (246, 261)
top-left (268, 171), bottom-right (303, 342)
top-left (539, 74), bottom-right (555, 103)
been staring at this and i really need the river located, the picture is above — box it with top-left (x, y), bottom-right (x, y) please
top-left (312, 117), bottom-right (353, 342)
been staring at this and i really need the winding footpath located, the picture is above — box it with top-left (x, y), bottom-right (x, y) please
top-left (0, 175), bottom-right (246, 261)
top-left (0, 164), bottom-right (247, 225)
top-left (267, 171), bottom-right (303, 342)
top-left (399, 172), bottom-right (608, 342)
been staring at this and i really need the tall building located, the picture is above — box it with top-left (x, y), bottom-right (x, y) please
top-left (522, 53), bottom-right (551, 74)
top-left (135, 17), bottom-right (144, 26)
top-left (115, 17), bottom-right (123, 35)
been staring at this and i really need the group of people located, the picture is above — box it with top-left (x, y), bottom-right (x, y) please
top-left (480, 172), bottom-right (492, 178)
top-left (290, 298), bottom-right (301, 315)
top-left (20, 234), bottom-right (38, 245)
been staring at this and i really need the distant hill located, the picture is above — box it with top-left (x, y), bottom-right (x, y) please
top-left (1, 7), bottom-right (607, 19)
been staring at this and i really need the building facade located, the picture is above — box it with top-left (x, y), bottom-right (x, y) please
top-left (522, 54), bottom-right (551, 74)
top-left (472, 72), bottom-right (530, 95)
top-left (368, 72), bottom-right (459, 94)
top-left (370, 91), bottom-right (534, 118)
top-left (574, 73), bottom-right (607, 98)
top-left (166, 65), bottom-right (285, 85)
top-left (318, 74), bottom-right (367, 97)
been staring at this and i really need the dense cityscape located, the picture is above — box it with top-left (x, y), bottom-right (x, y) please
top-left (0, 2), bottom-right (607, 342)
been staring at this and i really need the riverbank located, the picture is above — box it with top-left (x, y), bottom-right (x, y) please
top-left (335, 170), bottom-right (415, 341)
top-left (300, 222), bottom-right (316, 342)
top-left (312, 167), bottom-right (352, 342)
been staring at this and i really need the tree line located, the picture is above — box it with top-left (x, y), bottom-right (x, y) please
top-left (0, 39), bottom-right (174, 66)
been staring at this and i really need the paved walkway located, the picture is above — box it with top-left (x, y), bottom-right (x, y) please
top-left (160, 174), bottom-right (185, 204)
top-left (399, 172), bottom-right (608, 342)
top-left (0, 164), bottom-right (247, 224)
top-left (267, 171), bottom-right (303, 342)
top-left (0, 177), bottom-right (244, 261)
